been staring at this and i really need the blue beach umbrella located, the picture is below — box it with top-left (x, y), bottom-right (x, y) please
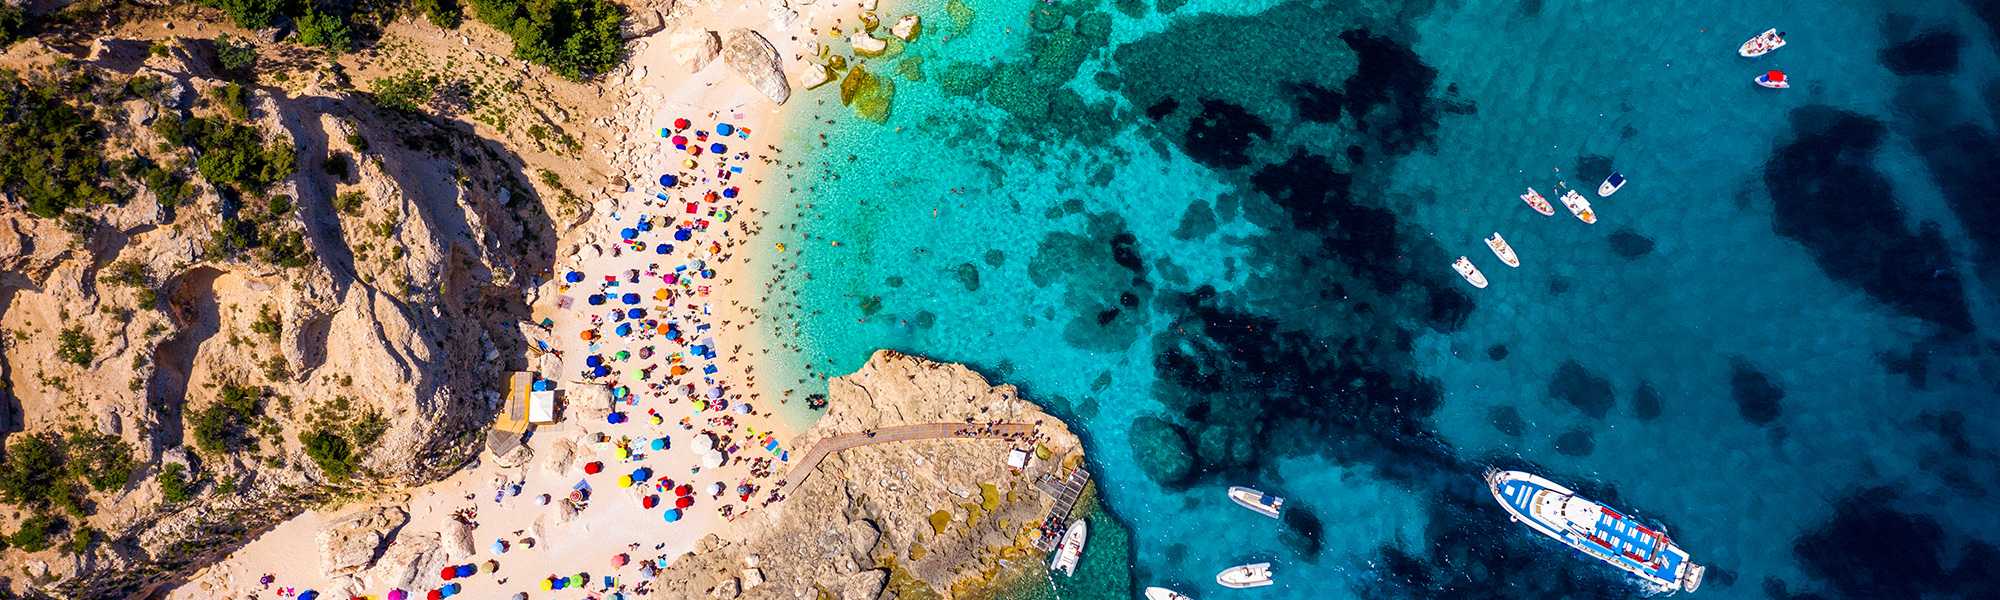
top-left (628, 308), bottom-right (647, 319)
top-left (709, 143), bottom-right (727, 154)
top-left (615, 323), bottom-right (633, 336)
top-left (592, 365), bottom-right (611, 378)
top-left (565, 271), bottom-right (584, 283)
top-left (621, 228), bottom-right (638, 240)
top-left (664, 509), bottom-right (682, 522)
top-left (659, 174), bottom-right (678, 187)
top-left (716, 123), bottom-right (734, 136)
top-left (655, 243), bottom-right (673, 254)
top-left (722, 187), bottom-right (738, 198)
top-left (585, 355), bottom-right (603, 367)
top-left (587, 294), bottom-right (606, 305)
top-left (674, 229), bottom-right (693, 241)
top-left (651, 438), bottom-right (668, 451)
top-left (639, 220), bottom-right (654, 232)
top-left (622, 293), bottom-right (641, 305)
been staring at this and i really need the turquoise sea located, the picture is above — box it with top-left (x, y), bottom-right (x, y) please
top-left (751, 0), bottom-right (2000, 597)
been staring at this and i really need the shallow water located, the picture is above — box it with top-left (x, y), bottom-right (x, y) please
top-left (751, 0), bottom-right (2000, 597)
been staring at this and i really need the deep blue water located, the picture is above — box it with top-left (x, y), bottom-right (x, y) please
top-left (748, 0), bottom-right (2000, 597)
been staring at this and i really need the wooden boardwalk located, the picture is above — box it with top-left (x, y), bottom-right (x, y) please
top-left (773, 422), bottom-right (1034, 501)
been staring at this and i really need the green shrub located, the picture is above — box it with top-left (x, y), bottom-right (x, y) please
top-left (0, 75), bottom-right (113, 218)
top-left (191, 385), bottom-right (263, 455)
top-left (0, 435), bottom-right (62, 506)
top-left (266, 194), bottom-right (293, 217)
top-left (63, 430), bottom-right (134, 493)
top-left (250, 304), bottom-right (280, 341)
top-left (99, 260), bottom-right (147, 288)
top-left (0, 5), bottom-right (24, 48)
top-left (322, 152), bottom-right (350, 178)
top-left (55, 327), bottom-right (93, 366)
top-left (466, 0), bottom-right (625, 79)
top-left (10, 514), bottom-right (53, 552)
top-left (211, 82), bottom-right (250, 121)
top-left (204, 0), bottom-right (298, 29)
top-left (148, 40), bottom-right (169, 57)
top-left (157, 117), bottom-right (296, 194)
top-left (416, 0), bottom-right (461, 28)
top-left (335, 190), bottom-right (366, 215)
top-left (295, 9), bottom-right (352, 56)
top-left (67, 526), bottom-right (94, 555)
top-left (299, 429), bottom-right (354, 480)
top-left (345, 132), bottom-right (369, 152)
top-left (368, 70), bottom-right (438, 112)
top-left (215, 34), bottom-right (257, 73)
top-left (157, 463), bottom-right (193, 503)
top-left (262, 230), bottom-right (310, 269)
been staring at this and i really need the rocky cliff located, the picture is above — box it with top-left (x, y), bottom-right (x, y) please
top-left (0, 31), bottom-right (569, 597)
top-left (648, 350), bottom-right (1087, 600)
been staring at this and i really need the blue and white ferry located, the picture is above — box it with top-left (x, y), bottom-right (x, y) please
top-left (1486, 470), bottom-right (1706, 593)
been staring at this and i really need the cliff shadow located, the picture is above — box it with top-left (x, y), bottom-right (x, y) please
top-left (150, 266), bottom-right (224, 452)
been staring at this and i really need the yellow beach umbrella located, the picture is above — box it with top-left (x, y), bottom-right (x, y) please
top-left (618, 475), bottom-right (634, 488)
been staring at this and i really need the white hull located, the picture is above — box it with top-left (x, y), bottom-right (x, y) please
top-left (1520, 188), bottom-right (1555, 216)
top-left (1597, 174), bottom-right (1625, 197)
top-left (1227, 486), bottom-right (1283, 519)
top-left (1454, 257), bottom-right (1488, 288)
top-left (1050, 519), bottom-right (1088, 576)
top-left (1756, 74), bottom-right (1790, 89)
top-left (1486, 234), bottom-right (1520, 268)
top-left (1216, 563), bottom-right (1274, 589)
top-left (1559, 189), bottom-right (1597, 224)
top-left (1144, 587), bottom-right (1192, 600)
top-left (1739, 29), bottom-right (1785, 57)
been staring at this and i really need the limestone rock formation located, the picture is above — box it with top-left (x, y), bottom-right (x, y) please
top-left (315, 506), bottom-right (408, 578)
top-left (671, 30), bottom-right (722, 73)
top-left (722, 28), bottom-right (790, 104)
top-left (623, 9), bottom-right (665, 39)
top-left (850, 34), bottom-right (886, 54)
top-left (648, 351), bottom-right (1089, 599)
top-left (891, 15), bottom-right (921, 41)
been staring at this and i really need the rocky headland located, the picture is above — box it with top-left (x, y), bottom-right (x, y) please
top-left (648, 350), bottom-right (1090, 600)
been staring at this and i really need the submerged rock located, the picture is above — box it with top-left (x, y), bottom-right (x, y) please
top-left (892, 15), bottom-right (922, 41)
top-left (723, 28), bottom-right (790, 104)
top-left (946, 0), bottom-right (976, 34)
top-left (840, 66), bottom-right (896, 123)
top-left (1130, 415), bottom-right (1194, 484)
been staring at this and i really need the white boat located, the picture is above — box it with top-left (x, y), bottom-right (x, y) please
top-left (1049, 518), bottom-right (1087, 576)
top-left (1227, 486), bottom-right (1283, 519)
top-left (1756, 71), bottom-right (1791, 89)
top-left (1597, 173), bottom-right (1625, 197)
top-left (1738, 28), bottom-right (1786, 57)
top-left (1559, 189), bottom-right (1597, 224)
top-left (1519, 188), bottom-right (1555, 216)
top-left (1144, 587), bottom-right (1193, 600)
top-left (1453, 257), bottom-right (1488, 289)
top-left (1216, 563), bottom-right (1274, 589)
top-left (1487, 470), bottom-right (1706, 592)
top-left (1486, 233), bottom-right (1520, 267)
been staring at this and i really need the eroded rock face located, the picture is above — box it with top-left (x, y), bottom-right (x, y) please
top-left (648, 351), bottom-right (1089, 599)
top-left (623, 9), bottom-right (665, 39)
top-left (722, 28), bottom-right (790, 104)
top-left (315, 506), bottom-right (408, 578)
top-left (671, 30), bottom-right (722, 73)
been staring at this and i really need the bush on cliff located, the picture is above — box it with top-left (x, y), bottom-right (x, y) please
top-left (191, 385), bottom-right (264, 455)
top-left (300, 430), bottom-right (357, 481)
top-left (157, 463), bottom-right (194, 503)
top-left (466, 0), bottom-right (624, 80)
top-left (0, 72), bottom-right (114, 218)
top-left (63, 429), bottom-right (134, 493)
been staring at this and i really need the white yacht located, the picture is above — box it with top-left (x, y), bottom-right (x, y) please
top-left (1227, 486), bottom-right (1283, 519)
top-left (1216, 563), bottom-right (1274, 589)
top-left (1049, 518), bottom-right (1088, 576)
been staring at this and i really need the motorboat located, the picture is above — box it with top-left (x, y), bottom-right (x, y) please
top-left (1487, 470), bottom-right (1706, 593)
top-left (1049, 518), bottom-right (1088, 576)
top-left (1520, 187), bottom-right (1555, 216)
top-left (1559, 188), bottom-right (1597, 224)
top-left (1144, 587), bottom-right (1193, 600)
top-left (1598, 173), bottom-right (1625, 197)
top-left (1454, 257), bottom-right (1488, 289)
top-left (1756, 71), bottom-right (1791, 89)
top-left (1739, 29), bottom-right (1786, 57)
top-left (1227, 486), bottom-right (1284, 519)
top-left (1486, 233), bottom-right (1520, 267)
top-left (1216, 563), bottom-right (1274, 589)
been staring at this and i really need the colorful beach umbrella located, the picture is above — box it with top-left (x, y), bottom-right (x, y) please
top-left (716, 123), bottom-right (734, 136)
top-left (674, 229), bottom-right (692, 241)
top-left (655, 243), bottom-right (673, 254)
top-left (387, 591), bottom-right (408, 600)
top-left (702, 450), bottom-right (725, 469)
top-left (612, 553), bottom-right (630, 567)
top-left (618, 475), bottom-right (634, 487)
top-left (592, 365), bottom-right (611, 378)
top-left (651, 438), bottom-right (668, 451)
top-left (587, 295), bottom-right (605, 306)
top-left (584, 461), bottom-right (603, 474)
top-left (455, 564), bottom-right (474, 578)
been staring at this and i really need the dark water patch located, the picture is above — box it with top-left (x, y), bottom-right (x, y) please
top-left (1120, 292), bottom-right (1139, 308)
top-left (983, 249), bottom-right (1006, 266)
top-left (1027, 212), bottom-right (1153, 352)
top-left (1155, 258), bottom-right (1190, 285)
top-left (1519, 0), bottom-right (1542, 16)
top-left (1729, 357), bottom-right (1784, 426)
top-left (1251, 151), bottom-right (1410, 293)
top-left (1336, 29), bottom-right (1442, 155)
top-left (1129, 415), bottom-right (1195, 485)
top-left (858, 296), bottom-right (884, 316)
top-left (1156, 0), bottom-right (1187, 12)
top-left (1919, 410), bottom-right (1973, 456)
top-left (885, 275), bottom-right (904, 287)
top-left (1794, 488), bottom-right (1949, 598)
top-left (912, 310), bottom-right (936, 329)
top-left (1575, 155), bottom-right (1615, 185)
top-left (1184, 100), bottom-right (1271, 169)
top-left (1172, 199), bottom-right (1218, 240)
top-left (1090, 371), bottom-right (1114, 392)
top-left (1884, 73), bottom-right (2000, 272)
top-left (1548, 275), bottom-right (1571, 295)
top-left (1554, 427), bottom-right (1595, 456)
top-left (1621, 125), bottom-right (1639, 139)
top-left (1145, 97), bottom-right (1180, 120)
top-left (1114, 0), bottom-right (1147, 18)
top-left (1765, 106), bottom-right (1971, 331)
top-left (954, 262), bottom-right (981, 291)
top-left (1488, 405), bottom-right (1524, 436)
top-left (1631, 382), bottom-right (1662, 421)
top-left (1880, 29), bottom-right (1961, 76)
top-left (1289, 82), bottom-right (1344, 123)
top-left (1879, 349), bottom-right (1929, 389)
top-left (1280, 504), bottom-right (1324, 559)
top-left (1549, 360), bottom-right (1615, 419)
top-left (1486, 344), bottom-right (1508, 360)
top-left (1063, 198), bottom-right (1086, 215)
top-left (1606, 227), bottom-right (1656, 259)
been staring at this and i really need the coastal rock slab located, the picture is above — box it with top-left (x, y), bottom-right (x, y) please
top-left (891, 15), bottom-right (920, 41)
top-left (670, 30), bottom-right (722, 73)
top-left (315, 506), bottom-right (408, 578)
top-left (622, 9), bottom-right (664, 39)
top-left (723, 28), bottom-right (790, 104)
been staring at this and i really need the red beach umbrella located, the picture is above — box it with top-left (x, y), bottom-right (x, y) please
top-left (673, 118), bottom-right (690, 130)
top-left (584, 461), bottom-right (603, 474)
top-left (675, 484), bottom-right (693, 496)
top-left (675, 496), bottom-right (694, 509)
top-left (612, 553), bottom-right (629, 567)
top-left (439, 566), bottom-right (456, 580)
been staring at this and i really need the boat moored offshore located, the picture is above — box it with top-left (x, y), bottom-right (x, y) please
top-left (1228, 486), bottom-right (1284, 519)
top-left (1739, 29), bottom-right (1786, 57)
top-left (1144, 587), bottom-right (1193, 600)
top-left (1598, 173), bottom-right (1626, 197)
top-left (1559, 189), bottom-right (1597, 224)
top-left (1487, 233), bottom-right (1521, 267)
top-left (1486, 470), bottom-right (1706, 593)
top-left (1756, 71), bottom-right (1791, 89)
top-left (1520, 187), bottom-right (1556, 216)
top-left (1216, 563), bottom-right (1274, 588)
top-left (1050, 518), bottom-right (1088, 576)
top-left (1453, 257), bottom-right (1489, 289)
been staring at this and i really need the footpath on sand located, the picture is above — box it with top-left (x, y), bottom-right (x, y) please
top-left (774, 423), bottom-right (1035, 499)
